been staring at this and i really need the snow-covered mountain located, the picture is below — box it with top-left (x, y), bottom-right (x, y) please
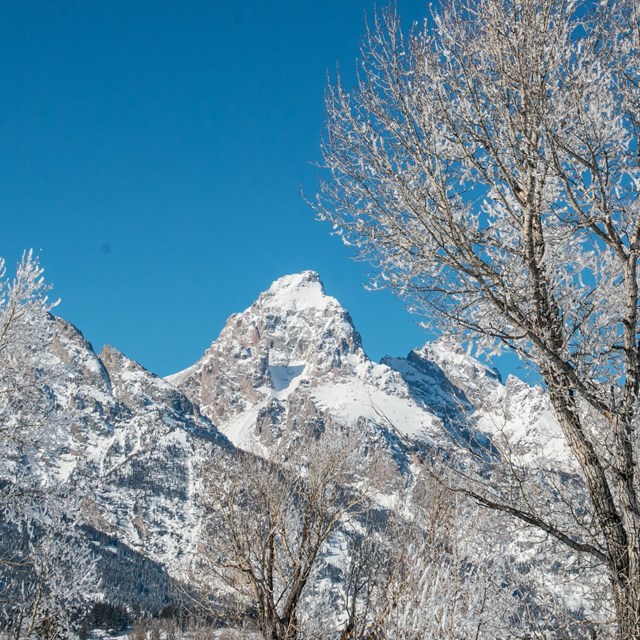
top-left (169, 270), bottom-right (566, 471)
top-left (2, 269), bottom-right (574, 620)
top-left (2, 315), bottom-right (231, 611)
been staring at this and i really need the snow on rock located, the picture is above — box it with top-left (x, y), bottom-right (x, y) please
top-left (0, 314), bottom-right (231, 607)
top-left (169, 273), bottom-right (560, 474)
top-left (168, 271), bottom-right (370, 432)
top-left (311, 381), bottom-right (440, 440)
top-left (385, 337), bottom-right (572, 468)
top-left (168, 271), bottom-right (421, 459)
top-left (260, 270), bottom-right (335, 312)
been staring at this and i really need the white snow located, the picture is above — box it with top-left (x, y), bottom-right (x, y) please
top-left (218, 403), bottom-right (269, 455)
top-left (311, 381), bottom-right (439, 439)
top-left (165, 362), bottom-right (197, 386)
top-left (268, 363), bottom-right (306, 392)
top-left (262, 271), bottom-right (337, 312)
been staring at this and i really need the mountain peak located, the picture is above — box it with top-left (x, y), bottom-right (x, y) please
top-left (169, 271), bottom-right (368, 427)
top-left (260, 270), bottom-right (335, 313)
top-left (272, 270), bottom-right (321, 286)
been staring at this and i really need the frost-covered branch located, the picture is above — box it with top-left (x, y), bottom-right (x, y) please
top-left (316, 1), bottom-right (640, 636)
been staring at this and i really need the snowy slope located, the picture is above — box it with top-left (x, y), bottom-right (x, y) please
top-left (386, 340), bottom-right (573, 467)
top-left (169, 273), bottom-right (440, 469)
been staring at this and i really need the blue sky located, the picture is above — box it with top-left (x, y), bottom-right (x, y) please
top-left (1, 0), bottom-right (524, 379)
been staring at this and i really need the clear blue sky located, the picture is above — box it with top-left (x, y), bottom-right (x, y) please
top-left (1, 0), bottom-right (524, 379)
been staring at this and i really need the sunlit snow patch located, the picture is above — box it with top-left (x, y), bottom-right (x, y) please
top-left (268, 364), bottom-right (305, 392)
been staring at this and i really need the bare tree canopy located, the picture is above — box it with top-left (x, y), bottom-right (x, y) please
top-left (316, 0), bottom-right (640, 637)
top-left (190, 429), bottom-right (368, 640)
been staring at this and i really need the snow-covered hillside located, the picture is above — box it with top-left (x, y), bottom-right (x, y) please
top-left (1, 314), bottom-right (231, 610)
top-left (2, 269), bottom-right (585, 628)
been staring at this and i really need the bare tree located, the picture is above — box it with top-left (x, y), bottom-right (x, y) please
top-left (190, 428), bottom-right (367, 640)
top-left (333, 481), bottom-right (489, 640)
top-left (0, 253), bottom-right (100, 638)
top-left (316, 0), bottom-right (640, 637)
top-left (334, 474), bottom-right (595, 640)
top-left (0, 252), bottom-right (62, 531)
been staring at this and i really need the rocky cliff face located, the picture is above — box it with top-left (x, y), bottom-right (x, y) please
top-left (168, 271), bottom-right (367, 423)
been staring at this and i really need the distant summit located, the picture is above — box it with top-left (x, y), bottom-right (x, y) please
top-left (260, 270), bottom-right (330, 312)
top-left (167, 271), bottom-right (565, 469)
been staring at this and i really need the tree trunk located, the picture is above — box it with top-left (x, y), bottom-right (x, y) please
top-left (262, 617), bottom-right (279, 640)
top-left (613, 572), bottom-right (640, 640)
top-left (261, 613), bottom-right (297, 640)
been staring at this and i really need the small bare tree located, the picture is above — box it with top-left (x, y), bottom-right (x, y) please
top-left (317, 0), bottom-right (640, 636)
top-left (190, 428), bottom-right (367, 640)
top-left (334, 481), bottom-right (486, 640)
